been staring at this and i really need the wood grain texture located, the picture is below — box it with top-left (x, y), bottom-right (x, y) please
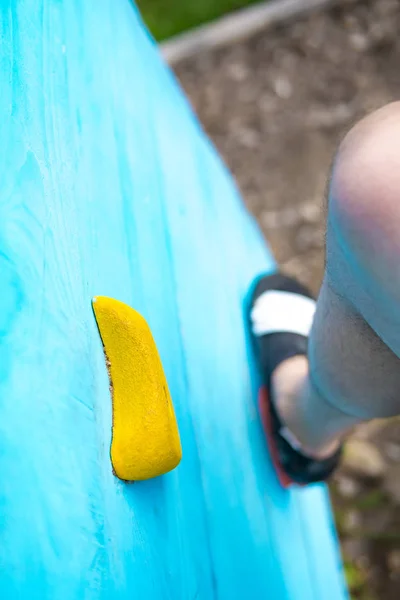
top-left (0, 1), bottom-right (347, 599)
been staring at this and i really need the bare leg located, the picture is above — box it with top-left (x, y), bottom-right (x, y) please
top-left (272, 102), bottom-right (400, 459)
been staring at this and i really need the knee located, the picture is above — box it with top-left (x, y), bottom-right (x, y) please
top-left (327, 102), bottom-right (400, 300)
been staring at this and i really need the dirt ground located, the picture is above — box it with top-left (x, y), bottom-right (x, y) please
top-left (174, 0), bottom-right (400, 598)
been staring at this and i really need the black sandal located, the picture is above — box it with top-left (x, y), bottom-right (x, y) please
top-left (249, 272), bottom-right (342, 487)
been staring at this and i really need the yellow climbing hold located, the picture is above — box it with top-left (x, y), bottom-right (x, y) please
top-left (92, 296), bottom-right (182, 481)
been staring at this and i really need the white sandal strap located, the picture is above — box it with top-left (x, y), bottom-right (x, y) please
top-left (251, 290), bottom-right (316, 337)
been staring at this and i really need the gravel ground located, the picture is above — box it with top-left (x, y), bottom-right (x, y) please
top-left (174, 1), bottom-right (400, 598)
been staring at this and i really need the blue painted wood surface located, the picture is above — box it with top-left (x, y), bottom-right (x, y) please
top-left (0, 1), bottom-right (347, 598)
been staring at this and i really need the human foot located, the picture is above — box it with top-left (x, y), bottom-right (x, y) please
top-left (249, 272), bottom-right (342, 487)
top-left (271, 355), bottom-right (341, 461)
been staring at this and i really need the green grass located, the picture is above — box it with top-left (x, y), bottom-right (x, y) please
top-left (137, 0), bottom-right (264, 41)
top-left (344, 562), bottom-right (377, 600)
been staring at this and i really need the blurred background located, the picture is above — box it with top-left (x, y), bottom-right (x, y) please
top-left (138, 1), bottom-right (400, 598)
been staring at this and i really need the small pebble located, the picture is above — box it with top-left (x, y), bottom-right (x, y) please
top-left (237, 128), bottom-right (259, 149)
top-left (272, 75), bottom-right (293, 100)
top-left (298, 202), bottom-right (321, 224)
top-left (336, 475), bottom-right (360, 499)
top-left (384, 442), bottom-right (400, 462)
top-left (388, 550), bottom-right (400, 575)
top-left (343, 439), bottom-right (387, 480)
top-left (227, 62), bottom-right (249, 83)
top-left (348, 32), bottom-right (369, 52)
top-left (343, 509), bottom-right (362, 533)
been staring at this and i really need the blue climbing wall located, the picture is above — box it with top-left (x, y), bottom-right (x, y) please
top-left (0, 1), bottom-right (347, 598)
